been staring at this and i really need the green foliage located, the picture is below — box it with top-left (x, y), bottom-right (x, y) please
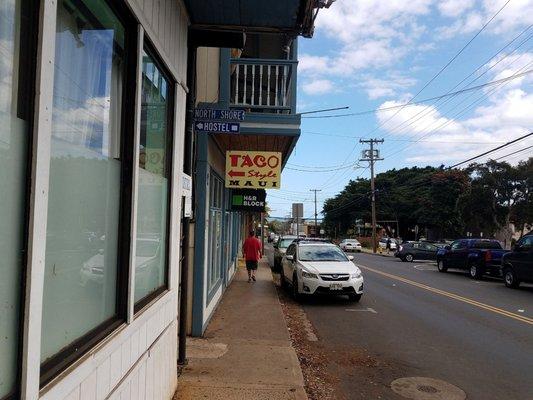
top-left (322, 158), bottom-right (532, 240)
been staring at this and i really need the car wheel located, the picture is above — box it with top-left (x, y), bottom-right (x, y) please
top-left (437, 259), bottom-right (448, 272)
top-left (348, 293), bottom-right (362, 302)
top-left (405, 253), bottom-right (414, 262)
top-left (503, 268), bottom-right (520, 288)
top-left (469, 263), bottom-right (483, 279)
top-left (292, 274), bottom-right (301, 301)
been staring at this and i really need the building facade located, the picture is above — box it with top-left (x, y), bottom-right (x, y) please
top-left (1, 0), bottom-right (318, 399)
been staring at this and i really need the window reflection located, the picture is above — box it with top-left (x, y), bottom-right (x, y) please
top-left (134, 50), bottom-right (171, 304)
top-left (41, 0), bottom-right (125, 363)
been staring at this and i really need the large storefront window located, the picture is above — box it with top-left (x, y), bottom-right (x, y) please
top-left (41, 0), bottom-right (127, 371)
top-left (208, 172), bottom-right (224, 292)
top-left (0, 0), bottom-right (33, 397)
top-left (134, 48), bottom-right (172, 306)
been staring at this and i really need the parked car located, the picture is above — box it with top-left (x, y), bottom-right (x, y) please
top-left (501, 234), bottom-right (533, 288)
top-left (396, 241), bottom-right (439, 262)
top-left (436, 238), bottom-right (509, 279)
top-left (378, 237), bottom-right (397, 250)
top-left (339, 238), bottom-right (362, 252)
top-left (280, 240), bottom-right (364, 302)
top-left (273, 235), bottom-right (297, 271)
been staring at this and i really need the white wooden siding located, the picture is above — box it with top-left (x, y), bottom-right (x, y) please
top-left (126, 0), bottom-right (189, 84)
top-left (40, 294), bottom-right (178, 400)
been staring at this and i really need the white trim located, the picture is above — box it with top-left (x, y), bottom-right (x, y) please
top-left (168, 84), bottom-right (186, 292)
top-left (21, 0), bottom-right (57, 398)
top-left (127, 25), bottom-right (144, 324)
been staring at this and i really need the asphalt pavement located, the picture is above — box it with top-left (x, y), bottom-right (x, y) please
top-left (296, 252), bottom-right (533, 400)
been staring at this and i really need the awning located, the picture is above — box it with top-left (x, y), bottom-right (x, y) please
top-left (183, 0), bottom-right (316, 37)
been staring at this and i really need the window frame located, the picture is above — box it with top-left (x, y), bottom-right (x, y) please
top-left (2, 0), bottom-right (39, 399)
top-left (133, 37), bottom-right (175, 314)
top-left (39, 0), bottom-right (138, 387)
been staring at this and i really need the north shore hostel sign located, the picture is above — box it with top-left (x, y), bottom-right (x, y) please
top-left (230, 189), bottom-right (266, 212)
top-left (194, 108), bottom-right (245, 121)
top-left (225, 151), bottom-right (282, 189)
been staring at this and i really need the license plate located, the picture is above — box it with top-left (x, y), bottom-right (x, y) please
top-left (330, 283), bottom-right (343, 291)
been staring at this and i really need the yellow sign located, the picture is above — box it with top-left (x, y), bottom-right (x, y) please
top-left (225, 151), bottom-right (282, 189)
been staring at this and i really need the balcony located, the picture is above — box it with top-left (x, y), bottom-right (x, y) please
top-left (230, 58), bottom-right (297, 114)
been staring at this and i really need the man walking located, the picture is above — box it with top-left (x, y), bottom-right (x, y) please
top-left (243, 230), bottom-right (262, 283)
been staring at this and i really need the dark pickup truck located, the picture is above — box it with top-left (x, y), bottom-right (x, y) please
top-left (436, 238), bottom-right (509, 279)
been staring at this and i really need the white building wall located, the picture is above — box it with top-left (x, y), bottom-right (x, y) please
top-left (20, 1), bottom-right (190, 399)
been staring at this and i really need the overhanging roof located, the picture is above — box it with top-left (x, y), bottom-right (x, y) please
top-left (183, 0), bottom-right (316, 37)
top-left (211, 131), bottom-right (299, 170)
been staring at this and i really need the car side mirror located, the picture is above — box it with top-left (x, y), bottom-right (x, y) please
top-left (286, 255), bottom-right (294, 261)
top-left (347, 255), bottom-right (354, 261)
top-left (445, 245), bottom-right (451, 250)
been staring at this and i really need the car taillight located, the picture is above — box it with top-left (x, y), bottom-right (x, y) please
top-left (485, 250), bottom-right (492, 262)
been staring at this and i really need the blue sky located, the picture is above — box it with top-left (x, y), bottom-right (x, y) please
top-left (267, 0), bottom-right (533, 219)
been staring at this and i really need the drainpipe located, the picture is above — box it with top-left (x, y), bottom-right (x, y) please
top-left (178, 43), bottom-right (196, 366)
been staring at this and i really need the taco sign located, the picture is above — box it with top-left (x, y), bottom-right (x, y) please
top-left (225, 151), bottom-right (282, 189)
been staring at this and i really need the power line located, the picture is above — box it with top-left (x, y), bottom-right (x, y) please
top-left (448, 132), bottom-right (533, 168)
top-left (493, 145), bottom-right (533, 161)
top-left (314, 1), bottom-right (512, 192)
top-left (379, 25), bottom-right (533, 139)
top-left (302, 131), bottom-right (508, 144)
top-left (383, 60), bottom-right (533, 161)
top-left (301, 68), bottom-right (533, 119)
top-left (285, 164), bottom-right (357, 172)
top-left (375, 0), bottom-right (512, 135)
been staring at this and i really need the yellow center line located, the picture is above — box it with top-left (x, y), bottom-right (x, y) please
top-left (359, 264), bottom-right (533, 326)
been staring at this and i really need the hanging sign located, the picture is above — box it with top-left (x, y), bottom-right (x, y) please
top-left (194, 121), bottom-right (240, 133)
top-left (225, 151), bottom-right (282, 189)
top-left (230, 189), bottom-right (266, 212)
top-left (194, 108), bottom-right (245, 121)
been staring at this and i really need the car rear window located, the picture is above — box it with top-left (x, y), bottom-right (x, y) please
top-left (472, 240), bottom-right (502, 249)
top-left (279, 238), bottom-right (296, 248)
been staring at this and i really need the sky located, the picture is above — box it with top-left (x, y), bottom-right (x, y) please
top-left (267, 0), bottom-right (533, 220)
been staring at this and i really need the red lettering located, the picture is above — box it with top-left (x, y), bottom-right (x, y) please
top-left (254, 155), bottom-right (266, 167)
top-left (241, 155), bottom-right (253, 167)
top-left (267, 155), bottom-right (280, 168)
top-left (230, 154), bottom-right (240, 167)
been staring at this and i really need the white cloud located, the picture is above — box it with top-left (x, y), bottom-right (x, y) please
top-left (299, 54), bottom-right (330, 76)
top-left (376, 70), bottom-right (533, 164)
top-left (438, 0), bottom-right (476, 17)
top-left (360, 74), bottom-right (417, 100)
top-left (438, 0), bottom-right (533, 38)
top-left (302, 79), bottom-right (334, 95)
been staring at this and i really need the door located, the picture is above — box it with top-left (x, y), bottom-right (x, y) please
top-left (422, 243), bottom-right (438, 260)
top-left (514, 236), bottom-right (533, 280)
top-left (448, 240), bottom-right (468, 268)
top-left (283, 244), bottom-right (297, 283)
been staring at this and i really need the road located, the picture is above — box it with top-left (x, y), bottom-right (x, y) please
top-left (282, 250), bottom-right (533, 400)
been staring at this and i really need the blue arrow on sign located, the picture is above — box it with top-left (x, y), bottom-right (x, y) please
top-left (195, 121), bottom-right (240, 134)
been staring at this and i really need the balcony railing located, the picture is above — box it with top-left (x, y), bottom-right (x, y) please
top-left (230, 58), bottom-right (297, 114)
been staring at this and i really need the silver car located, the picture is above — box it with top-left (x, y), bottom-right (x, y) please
top-left (273, 236), bottom-right (297, 271)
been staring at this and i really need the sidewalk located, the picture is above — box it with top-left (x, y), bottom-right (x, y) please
top-left (175, 259), bottom-right (307, 400)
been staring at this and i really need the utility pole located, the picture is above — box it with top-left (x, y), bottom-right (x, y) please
top-left (310, 189), bottom-right (322, 237)
top-left (360, 138), bottom-right (384, 253)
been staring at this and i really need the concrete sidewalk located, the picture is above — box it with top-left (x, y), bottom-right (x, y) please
top-left (175, 259), bottom-right (307, 400)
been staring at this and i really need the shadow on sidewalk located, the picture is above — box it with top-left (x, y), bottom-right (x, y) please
top-left (175, 259), bottom-right (307, 400)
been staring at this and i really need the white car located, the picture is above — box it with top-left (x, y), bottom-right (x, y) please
top-left (339, 238), bottom-right (362, 252)
top-left (280, 240), bottom-right (364, 302)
